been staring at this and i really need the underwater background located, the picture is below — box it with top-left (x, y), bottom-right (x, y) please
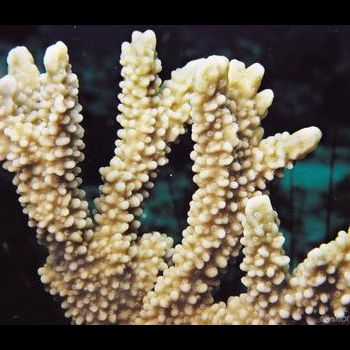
top-left (0, 25), bottom-right (350, 325)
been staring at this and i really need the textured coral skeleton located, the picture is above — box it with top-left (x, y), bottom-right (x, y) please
top-left (201, 196), bottom-right (350, 325)
top-left (1, 29), bottom-right (347, 325)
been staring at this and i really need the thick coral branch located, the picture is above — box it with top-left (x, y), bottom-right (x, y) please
top-left (238, 195), bottom-right (292, 324)
top-left (0, 43), bottom-right (92, 257)
top-left (139, 56), bottom-right (239, 324)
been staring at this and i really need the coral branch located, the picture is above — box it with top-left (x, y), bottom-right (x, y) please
top-left (257, 127), bottom-right (322, 187)
top-left (203, 196), bottom-right (350, 325)
top-left (0, 42), bottom-right (91, 258)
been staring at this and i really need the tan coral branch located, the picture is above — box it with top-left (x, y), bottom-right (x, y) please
top-left (203, 196), bottom-right (350, 325)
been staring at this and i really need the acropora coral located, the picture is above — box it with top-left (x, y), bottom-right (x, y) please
top-left (1, 29), bottom-right (346, 326)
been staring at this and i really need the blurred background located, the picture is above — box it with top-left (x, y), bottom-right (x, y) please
top-left (0, 25), bottom-right (350, 325)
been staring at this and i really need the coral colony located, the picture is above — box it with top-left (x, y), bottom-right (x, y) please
top-left (1, 30), bottom-right (349, 325)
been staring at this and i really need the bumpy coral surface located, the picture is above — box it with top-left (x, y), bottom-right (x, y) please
top-left (201, 195), bottom-right (350, 325)
top-left (0, 30), bottom-right (325, 325)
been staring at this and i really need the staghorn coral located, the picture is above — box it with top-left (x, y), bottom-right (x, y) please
top-left (201, 195), bottom-right (350, 325)
top-left (0, 30), bottom-right (324, 325)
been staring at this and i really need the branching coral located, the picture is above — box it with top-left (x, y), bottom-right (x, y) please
top-left (201, 195), bottom-right (350, 325)
top-left (0, 30), bottom-right (326, 325)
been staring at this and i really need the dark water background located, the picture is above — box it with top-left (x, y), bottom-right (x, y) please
top-left (1, 25), bottom-right (350, 325)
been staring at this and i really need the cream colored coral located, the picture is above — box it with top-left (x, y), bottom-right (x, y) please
top-left (0, 42), bottom-right (91, 253)
top-left (202, 195), bottom-right (350, 325)
top-left (138, 59), bottom-right (321, 326)
top-left (0, 35), bottom-right (175, 325)
top-left (0, 30), bottom-right (324, 325)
